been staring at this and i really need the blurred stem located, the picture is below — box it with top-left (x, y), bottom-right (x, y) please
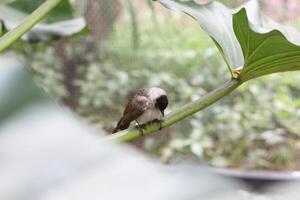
top-left (146, 0), bottom-right (157, 25)
top-left (0, 0), bottom-right (63, 52)
top-left (125, 0), bottom-right (140, 49)
top-left (103, 0), bottom-right (114, 31)
top-left (105, 78), bottom-right (241, 142)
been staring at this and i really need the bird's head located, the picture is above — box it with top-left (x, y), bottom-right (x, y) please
top-left (148, 87), bottom-right (168, 117)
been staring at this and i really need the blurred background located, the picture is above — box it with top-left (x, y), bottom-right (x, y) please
top-left (1, 0), bottom-right (300, 172)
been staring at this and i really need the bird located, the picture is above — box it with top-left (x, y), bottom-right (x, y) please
top-left (113, 87), bottom-right (168, 134)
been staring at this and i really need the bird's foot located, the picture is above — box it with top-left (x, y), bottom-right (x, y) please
top-left (135, 121), bottom-right (146, 137)
top-left (135, 119), bottom-right (164, 136)
top-left (150, 119), bottom-right (163, 130)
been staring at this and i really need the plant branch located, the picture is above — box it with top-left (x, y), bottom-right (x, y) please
top-left (105, 78), bottom-right (242, 142)
top-left (0, 0), bottom-right (63, 52)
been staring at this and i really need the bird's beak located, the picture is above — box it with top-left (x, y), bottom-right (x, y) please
top-left (161, 110), bottom-right (164, 117)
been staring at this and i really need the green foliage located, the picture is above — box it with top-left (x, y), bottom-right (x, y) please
top-left (159, 0), bottom-right (300, 81)
top-left (27, 12), bottom-right (300, 169)
top-left (0, 0), bottom-right (85, 47)
top-left (3, 0), bottom-right (299, 170)
top-left (234, 9), bottom-right (300, 81)
top-left (29, 17), bottom-right (216, 123)
top-left (0, 0), bottom-right (64, 51)
top-left (28, 47), bottom-right (67, 99)
top-left (157, 73), bottom-right (300, 169)
top-left (8, 0), bottom-right (73, 23)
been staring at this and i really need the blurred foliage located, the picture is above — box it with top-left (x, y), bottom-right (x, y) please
top-left (0, 0), bottom-right (86, 43)
top-left (14, 0), bottom-right (300, 170)
top-left (8, 0), bottom-right (73, 22)
top-left (158, 74), bottom-right (300, 170)
top-left (0, 54), bottom-right (46, 123)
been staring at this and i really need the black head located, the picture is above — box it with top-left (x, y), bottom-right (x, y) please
top-left (155, 95), bottom-right (168, 117)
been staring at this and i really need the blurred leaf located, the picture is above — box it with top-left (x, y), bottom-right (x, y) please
top-left (0, 3), bottom-right (27, 22)
top-left (0, 4), bottom-right (86, 42)
top-left (8, 0), bottom-right (73, 23)
top-left (0, 55), bottom-right (45, 123)
top-left (125, 0), bottom-right (140, 48)
top-left (20, 18), bottom-right (87, 42)
top-left (210, 156), bottom-right (229, 167)
top-left (190, 143), bottom-right (203, 157)
top-left (260, 129), bottom-right (285, 145)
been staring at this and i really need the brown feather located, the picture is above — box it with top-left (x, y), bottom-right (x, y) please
top-left (113, 89), bottom-right (149, 133)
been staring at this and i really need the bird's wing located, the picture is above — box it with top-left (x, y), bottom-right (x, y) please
top-left (123, 94), bottom-right (149, 122)
top-left (112, 89), bottom-right (150, 133)
top-left (112, 95), bottom-right (149, 133)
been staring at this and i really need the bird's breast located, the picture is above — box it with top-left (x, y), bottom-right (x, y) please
top-left (136, 108), bottom-right (162, 124)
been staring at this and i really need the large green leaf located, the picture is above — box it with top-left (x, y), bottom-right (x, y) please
top-left (158, 0), bottom-right (300, 81)
top-left (234, 9), bottom-right (300, 81)
top-left (0, 3), bottom-right (86, 42)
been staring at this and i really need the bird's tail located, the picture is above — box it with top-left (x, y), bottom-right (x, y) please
top-left (112, 117), bottom-right (130, 133)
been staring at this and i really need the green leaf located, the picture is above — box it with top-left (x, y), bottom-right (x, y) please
top-left (8, 0), bottom-right (73, 23)
top-left (0, 3), bottom-right (86, 43)
top-left (233, 9), bottom-right (300, 81)
top-left (158, 0), bottom-right (300, 81)
top-left (0, 0), bottom-right (64, 51)
top-left (20, 18), bottom-right (86, 42)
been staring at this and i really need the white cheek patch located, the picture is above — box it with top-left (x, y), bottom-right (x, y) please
top-left (148, 87), bottom-right (166, 102)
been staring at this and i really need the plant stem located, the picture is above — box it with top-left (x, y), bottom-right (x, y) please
top-left (125, 0), bottom-right (139, 49)
top-left (0, 0), bottom-right (63, 52)
top-left (105, 78), bottom-right (241, 142)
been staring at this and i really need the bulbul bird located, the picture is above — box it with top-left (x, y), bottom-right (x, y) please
top-left (113, 87), bottom-right (168, 134)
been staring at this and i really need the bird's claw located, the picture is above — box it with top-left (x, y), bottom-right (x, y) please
top-left (150, 119), bottom-right (163, 130)
top-left (135, 119), bottom-right (164, 137)
top-left (135, 122), bottom-right (146, 137)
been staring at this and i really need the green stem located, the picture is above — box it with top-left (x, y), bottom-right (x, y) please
top-left (0, 0), bottom-right (63, 52)
top-left (125, 0), bottom-right (139, 49)
top-left (105, 78), bottom-right (241, 142)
